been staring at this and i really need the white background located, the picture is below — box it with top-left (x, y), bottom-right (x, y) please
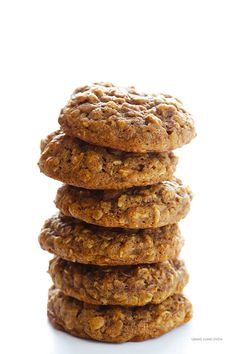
top-left (0, 1), bottom-right (236, 353)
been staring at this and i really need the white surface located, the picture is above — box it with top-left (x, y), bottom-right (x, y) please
top-left (0, 1), bottom-right (236, 353)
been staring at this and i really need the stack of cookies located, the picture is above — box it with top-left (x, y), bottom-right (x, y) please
top-left (38, 83), bottom-right (196, 343)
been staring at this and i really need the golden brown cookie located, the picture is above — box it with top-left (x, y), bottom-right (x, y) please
top-left (48, 287), bottom-right (192, 343)
top-left (58, 82), bottom-right (196, 153)
top-left (55, 179), bottom-right (192, 229)
top-left (49, 257), bottom-right (188, 306)
top-left (38, 131), bottom-right (178, 189)
top-left (38, 214), bottom-right (183, 266)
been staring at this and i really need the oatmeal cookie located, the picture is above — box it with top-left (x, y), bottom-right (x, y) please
top-left (48, 287), bottom-right (192, 342)
top-left (58, 82), bottom-right (196, 153)
top-left (55, 179), bottom-right (192, 228)
top-left (39, 130), bottom-right (177, 189)
top-left (49, 257), bottom-right (188, 306)
top-left (39, 214), bottom-right (183, 266)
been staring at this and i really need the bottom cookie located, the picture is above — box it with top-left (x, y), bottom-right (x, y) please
top-left (48, 287), bottom-right (192, 343)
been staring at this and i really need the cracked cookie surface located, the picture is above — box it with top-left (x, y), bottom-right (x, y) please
top-left (39, 214), bottom-right (183, 265)
top-left (49, 257), bottom-right (188, 306)
top-left (55, 179), bottom-right (192, 228)
top-left (48, 288), bottom-right (192, 342)
top-left (58, 82), bottom-right (196, 153)
top-left (39, 130), bottom-right (177, 189)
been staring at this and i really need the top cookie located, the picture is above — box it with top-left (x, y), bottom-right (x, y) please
top-left (58, 83), bottom-right (196, 153)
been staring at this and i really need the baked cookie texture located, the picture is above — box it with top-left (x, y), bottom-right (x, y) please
top-left (38, 82), bottom-right (195, 343)
top-left (39, 130), bottom-right (178, 189)
top-left (48, 287), bottom-right (192, 343)
top-left (55, 179), bottom-right (192, 229)
top-left (39, 214), bottom-right (183, 265)
top-left (58, 82), bottom-right (196, 153)
top-left (49, 257), bottom-right (188, 306)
